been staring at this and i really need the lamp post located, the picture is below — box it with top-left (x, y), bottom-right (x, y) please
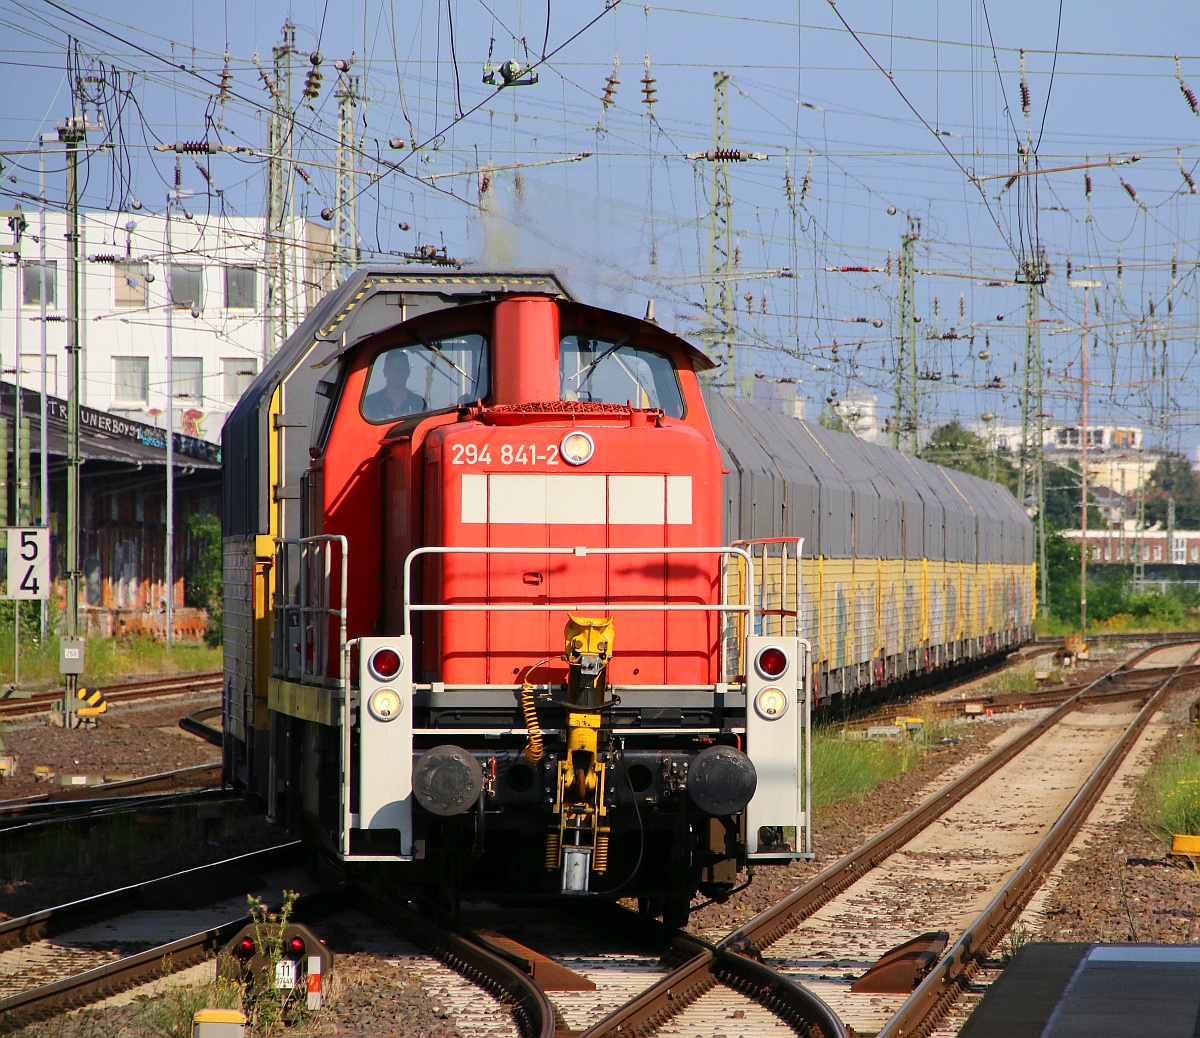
top-left (1069, 279), bottom-right (1101, 638)
top-left (163, 184), bottom-right (194, 647)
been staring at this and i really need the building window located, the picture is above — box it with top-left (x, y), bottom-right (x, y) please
top-left (1154, 545), bottom-right (1163, 562)
top-left (1143, 546), bottom-right (1150, 561)
top-left (224, 265), bottom-right (257, 309)
top-left (22, 261), bottom-right (57, 307)
top-left (169, 264), bottom-right (203, 310)
top-left (113, 357), bottom-right (150, 406)
top-left (19, 354), bottom-right (57, 393)
top-left (1103, 546), bottom-right (1111, 562)
top-left (173, 357), bottom-right (203, 403)
top-left (114, 261), bottom-right (150, 307)
top-left (223, 358), bottom-right (257, 404)
top-left (1173, 536), bottom-right (1187, 564)
top-left (1192, 547), bottom-right (1199, 563)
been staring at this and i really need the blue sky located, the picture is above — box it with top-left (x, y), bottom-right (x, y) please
top-left (3, 1), bottom-right (1200, 451)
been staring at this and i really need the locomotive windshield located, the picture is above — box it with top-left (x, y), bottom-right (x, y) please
top-left (559, 335), bottom-right (684, 417)
top-left (361, 334), bottom-right (489, 422)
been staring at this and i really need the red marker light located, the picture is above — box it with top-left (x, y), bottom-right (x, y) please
top-left (368, 647), bottom-right (403, 680)
top-left (238, 937), bottom-right (255, 954)
top-left (289, 936), bottom-right (306, 956)
top-left (755, 646), bottom-right (789, 679)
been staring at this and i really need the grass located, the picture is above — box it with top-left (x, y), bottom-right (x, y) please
top-left (995, 663), bottom-right (1043, 694)
top-left (1144, 742), bottom-right (1200, 843)
top-left (811, 726), bottom-right (919, 810)
top-left (0, 632), bottom-right (220, 689)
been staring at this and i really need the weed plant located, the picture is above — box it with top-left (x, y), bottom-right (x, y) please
top-left (811, 727), bottom-right (918, 810)
top-left (1144, 742), bottom-right (1200, 843)
top-left (0, 628), bottom-right (220, 689)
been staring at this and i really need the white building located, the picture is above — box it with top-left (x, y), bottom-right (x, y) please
top-left (832, 390), bottom-right (885, 443)
top-left (0, 209), bottom-right (332, 440)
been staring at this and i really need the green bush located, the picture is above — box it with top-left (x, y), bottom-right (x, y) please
top-left (1145, 744), bottom-right (1200, 843)
top-left (811, 728), bottom-right (918, 810)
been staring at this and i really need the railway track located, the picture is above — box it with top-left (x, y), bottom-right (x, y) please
top-left (4, 641), bottom-right (1194, 1036)
top-left (0, 843), bottom-right (314, 1031)
top-left (0, 670), bottom-right (222, 719)
top-left (694, 639), bottom-right (1200, 1038)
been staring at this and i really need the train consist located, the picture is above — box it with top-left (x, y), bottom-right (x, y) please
top-left (223, 270), bottom-right (1034, 921)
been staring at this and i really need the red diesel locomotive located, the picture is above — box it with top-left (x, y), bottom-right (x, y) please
top-left (223, 271), bottom-right (1032, 922)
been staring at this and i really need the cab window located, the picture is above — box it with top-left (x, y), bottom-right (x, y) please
top-left (559, 335), bottom-right (684, 417)
top-left (361, 333), bottom-right (488, 423)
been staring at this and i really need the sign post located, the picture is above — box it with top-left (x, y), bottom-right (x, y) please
top-left (6, 528), bottom-right (49, 688)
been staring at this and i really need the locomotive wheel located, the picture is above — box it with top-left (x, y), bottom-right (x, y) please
top-left (574, 767), bottom-right (588, 800)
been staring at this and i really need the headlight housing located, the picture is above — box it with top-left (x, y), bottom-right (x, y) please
top-left (754, 686), bottom-right (790, 720)
top-left (560, 431), bottom-right (595, 466)
top-left (367, 687), bottom-right (403, 722)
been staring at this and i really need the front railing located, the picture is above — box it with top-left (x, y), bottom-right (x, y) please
top-left (272, 535), bottom-right (348, 685)
top-left (403, 544), bottom-right (755, 685)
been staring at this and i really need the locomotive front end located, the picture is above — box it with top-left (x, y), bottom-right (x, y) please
top-left (268, 288), bottom-right (811, 920)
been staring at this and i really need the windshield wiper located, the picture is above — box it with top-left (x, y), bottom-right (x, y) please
top-left (567, 334), bottom-right (632, 386)
top-left (414, 332), bottom-right (471, 380)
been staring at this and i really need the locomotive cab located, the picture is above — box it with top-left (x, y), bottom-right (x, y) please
top-left (268, 290), bottom-right (811, 917)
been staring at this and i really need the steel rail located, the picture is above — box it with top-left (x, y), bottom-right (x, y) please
top-left (0, 671), bottom-right (222, 718)
top-left (0, 787), bottom-right (234, 831)
top-left (0, 763), bottom-right (224, 816)
top-left (875, 645), bottom-right (1200, 1038)
top-left (179, 704), bottom-right (223, 746)
top-left (718, 642), bottom-right (1187, 960)
top-left (0, 843), bottom-right (313, 1030)
top-left (367, 895), bottom-right (557, 1038)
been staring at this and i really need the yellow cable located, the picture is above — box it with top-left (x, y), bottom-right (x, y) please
top-left (520, 658), bottom-right (552, 764)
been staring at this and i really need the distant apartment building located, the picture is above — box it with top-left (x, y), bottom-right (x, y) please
top-left (970, 419), bottom-right (1157, 496)
top-left (0, 210), bottom-right (333, 440)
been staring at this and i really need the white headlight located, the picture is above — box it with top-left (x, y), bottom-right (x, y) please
top-left (754, 686), bottom-right (789, 720)
top-left (560, 431), bottom-right (595, 466)
top-left (368, 687), bottom-right (403, 722)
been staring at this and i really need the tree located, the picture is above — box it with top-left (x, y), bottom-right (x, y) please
top-left (817, 403), bottom-right (849, 433)
top-left (1042, 459), bottom-right (1106, 532)
top-left (186, 512), bottom-right (223, 647)
top-left (1144, 453), bottom-right (1200, 528)
top-left (918, 421), bottom-right (1019, 494)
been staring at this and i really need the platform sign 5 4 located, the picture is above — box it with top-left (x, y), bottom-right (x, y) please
top-left (7, 528), bottom-right (49, 600)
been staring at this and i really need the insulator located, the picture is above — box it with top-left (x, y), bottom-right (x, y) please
top-left (89, 253), bottom-right (117, 264)
top-left (218, 52), bottom-right (233, 101)
top-left (1085, 172), bottom-right (1092, 197)
top-left (959, 292), bottom-right (965, 319)
top-left (174, 140), bottom-right (217, 154)
top-left (713, 148), bottom-right (744, 161)
top-left (294, 166), bottom-right (312, 186)
top-left (886, 250), bottom-right (893, 277)
top-left (641, 57), bottom-right (657, 107)
top-left (303, 68), bottom-right (322, 101)
top-left (933, 294), bottom-right (939, 318)
top-left (193, 160), bottom-right (212, 185)
top-left (1120, 178), bottom-right (1139, 204)
top-left (1178, 58), bottom-right (1199, 114)
top-left (1020, 81), bottom-right (1031, 114)
top-left (601, 60), bottom-right (620, 107)
top-left (1172, 245), bottom-right (1178, 280)
top-left (1182, 165), bottom-right (1197, 194)
top-left (1067, 257), bottom-right (1073, 278)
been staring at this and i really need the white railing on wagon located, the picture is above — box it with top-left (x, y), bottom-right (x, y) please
top-left (272, 535), bottom-right (349, 685)
top-left (402, 544), bottom-right (755, 685)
